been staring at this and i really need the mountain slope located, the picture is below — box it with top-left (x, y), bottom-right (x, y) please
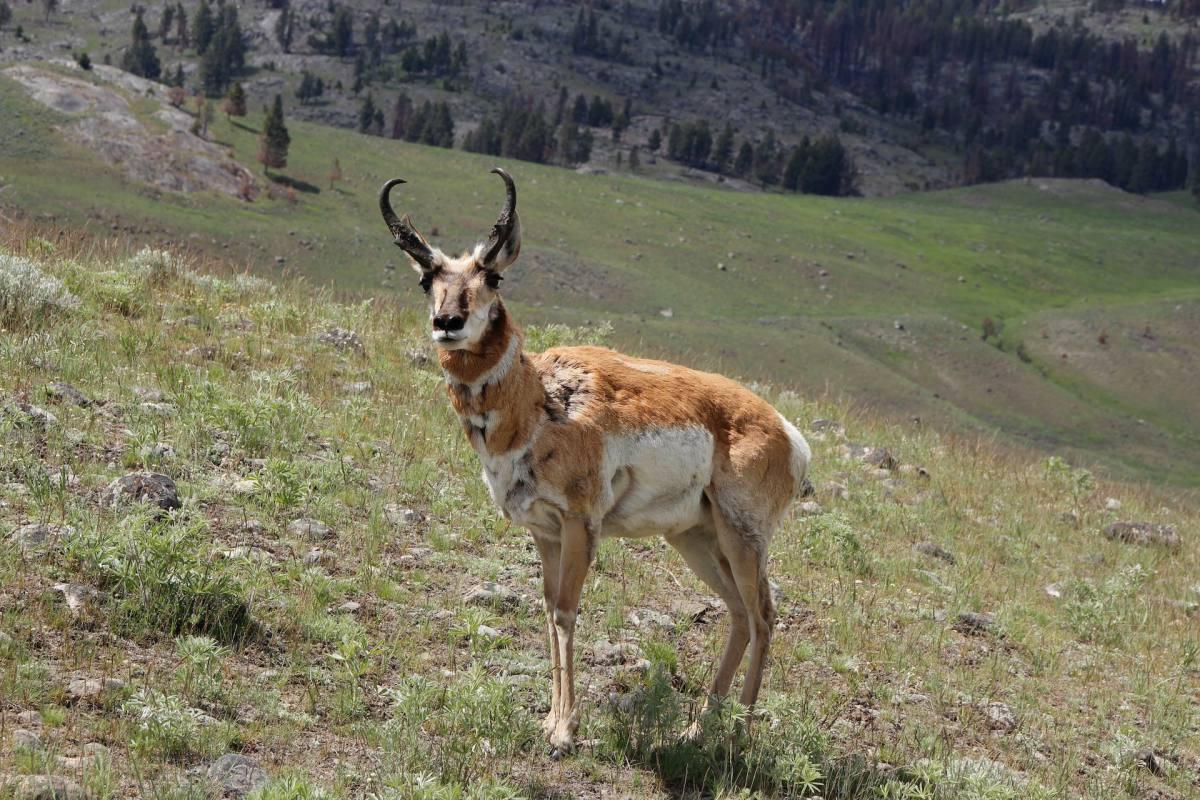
top-left (0, 226), bottom-right (1198, 799)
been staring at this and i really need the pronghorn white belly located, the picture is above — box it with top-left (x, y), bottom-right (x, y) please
top-left (599, 425), bottom-right (713, 538)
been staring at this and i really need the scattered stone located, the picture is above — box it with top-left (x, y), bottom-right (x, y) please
top-left (140, 401), bottom-right (176, 417)
top-left (66, 676), bottom-right (125, 704)
top-left (9, 522), bottom-right (75, 552)
top-left (915, 542), bottom-right (956, 565)
top-left (1059, 510), bottom-right (1080, 525)
top-left (301, 548), bottom-right (333, 567)
top-left (475, 624), bottom-right (502, 639)
top-left (101, 472), bottom-right (181, 512)
top-left (132, 386), bottom-right (164, 402)
top-left (335, 600), bottom-right (361, 614)
top-left (5, 403), bottom-right (58, 428)
top-left (1104, 497), bottom-right (1122, 511)
top-left (808, 418), bottom-right (844, 436)
top-left (1044, 583), bottom-right (1063, 598)
top-left (1103, 522), bottom-right (1180, 550)
top-left (822, 481), bottom-right (849, 500)
top-left (769, 579), bottom-right (786, 606)
top-left (588, 640), bottom-right (642, 666)
top-left (659, 308), bottom-right (673, 318)
top-left (667, 596), bottom-right (719, 623)
top-left (798, 500), bottom-right (824, 515)
top-left (287, 518), bottom-right (332, 540)
top-left (185, 345), bottom-right (219, 361)
top-left (869, 467), bottom-right (892, 480)
top-left (44, 381), bottom-right (92, 407)
top-left (954, 611), bottom-right (1000, 637)
top-left (53, 582), bottom-right (100, 614)
top-left (799, 477), bottom-right (815, 498)
top-left (208, 441), bottom-right (231, 462)
top-left (13, 775), bottom-right (86, 800)
top-left (898, 464), bottom-right (931, 479)
top-left (316, 327), bottom-right (364, 353)
top-left (405, 347), bottom-right (430, 366)
top-left (341, 381), bottom-right (373, 395)
top-left (383, 504), bottom-right (422, 528)
top-left (1129, 747), bottom-right (1164, 776)
top-left (207, 753), bottom-right (270, 798)
top-left (242, 519), bottom-right (265, 534)
top-left (221, 546), bottom-right (276, 564)
top-left (628, 608), bottom-right (674, 630)
top-left (979, 701), bottom-right (1017, 732)
top-left (13, 728), bottom-right (42, 750)
top-left (463, 581), bottom-right (521, 610)
top-left (15, 709), bottom-right (42, 726)
top-left (56, 742), bottom-right (109, 771)
top-left (843, 444), bottom-right (898, 470)
top-left (891, 691), bottom-right (929, 706)
top-left (228, 478), bottom-right (258, 496)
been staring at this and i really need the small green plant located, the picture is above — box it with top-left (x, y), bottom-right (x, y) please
top-left (800, 511), bottom-right (872, 576)
top-left (175, 635), bottom-right (227, 702)
top-left (123, 688), bottom-right (216, 760)
top-left (1044, 456), bottom-right (1095, 515)
top-left (1063, 563), bottom-right (1148, 645)
top-left (524, 320), bottom-right (613, 351)
top-left (246, 773), bottom-right (333, 800)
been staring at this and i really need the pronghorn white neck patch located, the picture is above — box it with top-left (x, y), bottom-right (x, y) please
top-left (446, 329), bottom-right (521, 396)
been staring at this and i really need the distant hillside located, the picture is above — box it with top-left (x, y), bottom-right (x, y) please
top-left (3, 62), bottom-right (1200, 485)
top-left (1, 0), bottom-right (1197, 197)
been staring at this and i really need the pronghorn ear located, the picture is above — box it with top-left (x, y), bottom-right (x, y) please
top-left (478, 168), bottom-right (521, 274)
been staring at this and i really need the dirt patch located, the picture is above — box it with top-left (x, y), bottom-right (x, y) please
top-left (4, 62), bottom-right (257, 199)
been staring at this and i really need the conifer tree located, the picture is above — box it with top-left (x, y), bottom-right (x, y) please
top-left (0, 2), bottom-right (12, 41)
top-left (734, 140), bottom-right (754, 177)
top-left (193, 0), bottom-right (214, 54)
top-left (122, 9), bottom-right (162, 80)
top-left (222, 82), bottom-right (247, 121)
top-left (713, 123), bottom-right (735, 174)
top-left (258, 94), bottom-right (291, 175)
top-left (358, 92), bottom-right (378, 134)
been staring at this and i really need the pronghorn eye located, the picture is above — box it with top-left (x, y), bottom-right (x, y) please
top-left (484, 272), bottom-right (502, 290)
top-left (419, 275), bottom-right (432, 293)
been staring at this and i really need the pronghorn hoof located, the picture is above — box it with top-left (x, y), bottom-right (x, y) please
top-left (541, 713), bottom-right (559, 736)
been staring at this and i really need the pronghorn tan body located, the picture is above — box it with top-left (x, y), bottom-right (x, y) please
top-left (380, 170), bottom-right (810, 754)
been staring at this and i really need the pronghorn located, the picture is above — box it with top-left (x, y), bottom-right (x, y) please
top-left (379, 168), bottom-right (811, 755)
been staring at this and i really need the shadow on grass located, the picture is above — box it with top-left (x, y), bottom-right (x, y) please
top-left (270, 174), bottom-right (321, 195)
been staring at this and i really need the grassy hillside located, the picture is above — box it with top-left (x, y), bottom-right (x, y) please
top-left (2, 64), bottom-right (1200, 485)
top-left (1, 226), bottom-right (1198, 800)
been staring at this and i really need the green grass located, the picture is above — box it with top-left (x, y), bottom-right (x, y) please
top-left (2, 65), bottom-right (1200, 487)
top-left (0, 230), bottom-right (1197, 799)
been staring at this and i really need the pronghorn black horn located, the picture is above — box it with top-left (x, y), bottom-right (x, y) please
top-left (379, 178), bottom-right (436, 272)
top-left (481, 167), bottom-right (519, 267)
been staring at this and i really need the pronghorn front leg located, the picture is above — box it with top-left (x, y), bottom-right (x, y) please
top-left (548, 516), bottom-right (594, 756)
top-left (532, 533), bottom-right (562, 737)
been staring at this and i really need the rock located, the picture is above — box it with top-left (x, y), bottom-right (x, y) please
top-left (798, 500), bottom-right (824, 515)
top-left (144, 442), bottom-right (175, 460)
top-left (5, 403), bottom-right (58, 428)
top-left (228, 478), bottom-right (258, 496)
top-left (463, 581), bottom-right (521, 610)
top-left (335, 600), bottom-right (361, 614)
top-left (1103, 522), bottom-right (1180, 550)
top-left (45, 381), bottom-right (92, 407)
top-left (659, 308), bottom-right (673, 318)
top-left (185, 346), bottom-right (219, 361)
top-left (1129, 747), bottom-right (1164, 776)
top-left (383, 504), bottom-right (421, 527)
top-left (56, 742), bottom-right (109, 770)
top-left (53, 582), bottom-right (100, 614)
top-left (979, 701), bottom-right (1017, 732)
top-left (15, 709), bottom-right (42, 726)
top-left (808, 418), bottom-right (844, 437)
top-left (242, 519), bottom-right (265, 534)
top-left (1104, 497), bottom-right (1122, 511)
top-left (140, 401), bottom-right (176, 417)
top-left (844, 444), bottom-right (898, 470)
top-left (221, 546), bottom-right (276, 564)
top-left (953, 611), bottom-right (1000, 637)
top-left (475, 624), bottom-right (502, 639)
top-left (628, 608), bottom-right (674, 630)
top-left (301, 548), bottom-right (333, 567)
top-left (9, 522), bottom-right (74, 552)
top-left (132, 386), bottom-right (164, 402)
top-left (914, 542), bottom-right (956, 565)
top-left (341, 381), bottom-right (373, 395)
top-left (799, 477), bottom-right (815, 498)
top-left (588, 640), bottom-right (642, 666)
top-left (287, 518), bottom-right (332, 540)
top-left (13, 728), bottom-right (42, 750)
top-left (13, 775), bottom-right (86, 800)
top-left (1059, 510), bottom-right (1079, 525)
top-left (822, 481), bottom-right (849, 500)
top-left (898, 464), bottom-right (931, 479)
top-left (316, 327), bottom-right (364, 353)
top-left (405, 347), bottom-right (430, 366)
top-left (207, 753), bottom-right (270, 798)
top-left (869, 468), bottom-right (892, 480)
top-left (66, 676), bottom-right (124, 704)
top-left (101, 472), bottom-right (181, 512)
top-left (1044, 583), bottom-right (1063, 598)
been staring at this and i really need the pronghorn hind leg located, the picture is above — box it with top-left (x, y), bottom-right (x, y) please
top-left (532, 532), bottom-right (563, 737)
top-left (667, 524), bottom-right (750, 739)
top-left (710, 504), bottom-right (777, 712)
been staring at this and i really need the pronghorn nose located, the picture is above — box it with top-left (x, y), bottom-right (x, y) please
top-left (433, 314), bottom-right (465, 332)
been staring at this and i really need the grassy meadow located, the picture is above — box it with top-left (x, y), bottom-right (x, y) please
top-left (2, 64), bottom-right (1200, 484)
top-left (0, 227), bottom-right (1197, 799)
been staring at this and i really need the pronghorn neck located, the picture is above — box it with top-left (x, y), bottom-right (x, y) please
top-left (440, 301), bottom-right (544, 454)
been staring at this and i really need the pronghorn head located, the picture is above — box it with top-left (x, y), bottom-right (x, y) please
top-left (379, 168), bottom-right (521, 350)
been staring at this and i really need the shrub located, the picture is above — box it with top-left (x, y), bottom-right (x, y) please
top-left (123, 688), bottom-right (231, 760)
top-left (0, 254), bottom-right (80, 329)
top-left (524, 320), bottom-right (613, 351)
top-left (1063, 563), bottom-right (1148, 645)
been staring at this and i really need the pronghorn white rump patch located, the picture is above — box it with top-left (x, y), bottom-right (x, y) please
top-left (599, 425), bottom-right (714, 538)
top-left (776, 412), bottom-right (811, 495)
